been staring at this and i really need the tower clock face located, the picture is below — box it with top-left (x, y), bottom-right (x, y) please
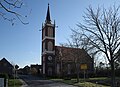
top-left (48, 56), bottom-right (52, 61)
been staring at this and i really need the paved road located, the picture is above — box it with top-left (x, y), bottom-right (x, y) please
top-left (19, 75), bottom-right (78, 87)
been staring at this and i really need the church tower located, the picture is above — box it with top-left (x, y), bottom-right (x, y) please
top-left (42, 4), bottom-right (55, 76)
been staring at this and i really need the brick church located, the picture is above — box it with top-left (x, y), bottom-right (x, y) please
top-left (41, 4), bottom-right (94, 77)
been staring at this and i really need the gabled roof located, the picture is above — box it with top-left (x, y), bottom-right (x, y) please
top-left (55, 46), bottom-right (92, 63)
top-left (0, 58), bottom-right (13, 68)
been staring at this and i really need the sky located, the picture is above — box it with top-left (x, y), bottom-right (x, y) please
top-left (0, 0), bottom-right (120, 68)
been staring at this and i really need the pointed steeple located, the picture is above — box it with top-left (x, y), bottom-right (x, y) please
top-left (46, 3), bottom-right (51, 23)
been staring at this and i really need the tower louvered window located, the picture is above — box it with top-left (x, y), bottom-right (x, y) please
top-left (48, 41), bottom-right (53, 51)
top-left (48, 27), bottom-right (53, 37)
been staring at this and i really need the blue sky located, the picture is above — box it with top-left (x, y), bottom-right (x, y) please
top-left (0, 0), bottom-right (119, 68)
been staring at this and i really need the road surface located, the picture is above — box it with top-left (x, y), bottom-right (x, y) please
top-left (19, 75), bottom-right (78, 87)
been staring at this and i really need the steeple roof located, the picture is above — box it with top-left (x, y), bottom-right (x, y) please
top-left (46, 3), bottom-right (51, 23)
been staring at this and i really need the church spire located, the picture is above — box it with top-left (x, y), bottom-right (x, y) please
top-left (46, 3), bottom-right (51, 23)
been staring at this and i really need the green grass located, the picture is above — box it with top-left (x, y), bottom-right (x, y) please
top-left (75, 82), bottom-right (110, 87)
top-left (8, 79), bottom-right (23, 87)
top-left (88, 77), bottom-right (108, 80)
top-left (51, 77), bottom-right (111, 87)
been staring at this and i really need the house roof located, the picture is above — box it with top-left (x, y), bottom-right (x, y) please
top-left (0, 58), bottom-right (13, 68)
top-left (31, 64), bottom-right (42, 69)
top-left (55, 46), bottom-right (93, 63)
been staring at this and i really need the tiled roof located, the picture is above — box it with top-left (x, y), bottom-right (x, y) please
top-left (55, 46), bottom-right (92, 63)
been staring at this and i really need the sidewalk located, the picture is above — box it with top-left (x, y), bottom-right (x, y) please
top-left (19, 79), bottom-right (28, 87)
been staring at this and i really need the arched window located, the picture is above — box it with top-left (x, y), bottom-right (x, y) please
top-left (43, 29), bottom-right (45, 38)
top-left (67, 64), bottom-right (71, 74)
top-left (43, 42), bottom-right (45, 51)
top-left (43, 63), bottom-right (45, 74)
top-left (43, 56), bottom-right (45, 61)
top-left (57, 63), bottom-right (60, 74)
top-left (48, 27), bottom-right (53, 37)
top-left (48, 67), bottom-right (52, 76)
top-left (48, 41), bottom-right (53, 51)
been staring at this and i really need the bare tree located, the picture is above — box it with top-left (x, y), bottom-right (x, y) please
top-left (66, 31), bottom-right (82, 82)
top-left (71, 29), bottom-right (100, 58)
top-left (77, 5), bottom-right (120, 87)
top-left (0, 0), bottom-right (29, 25)
top-left (65, 30), bottom-right (94, 83)
top-left (59, 35), bottom-right (81, 82)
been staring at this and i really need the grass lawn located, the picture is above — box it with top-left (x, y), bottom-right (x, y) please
top-left (8, 79), bottom-right (23, 87)
top-left (74, 82), bottom-right (110, 87)
top-left (51, 77), bottom-right (111, 87)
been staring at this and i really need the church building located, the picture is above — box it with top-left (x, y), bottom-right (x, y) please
top-left (41, 4), bottom-right (94, 77)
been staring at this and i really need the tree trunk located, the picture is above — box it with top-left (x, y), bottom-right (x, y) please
top-left (111, 61), bottom-right (115, 87)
